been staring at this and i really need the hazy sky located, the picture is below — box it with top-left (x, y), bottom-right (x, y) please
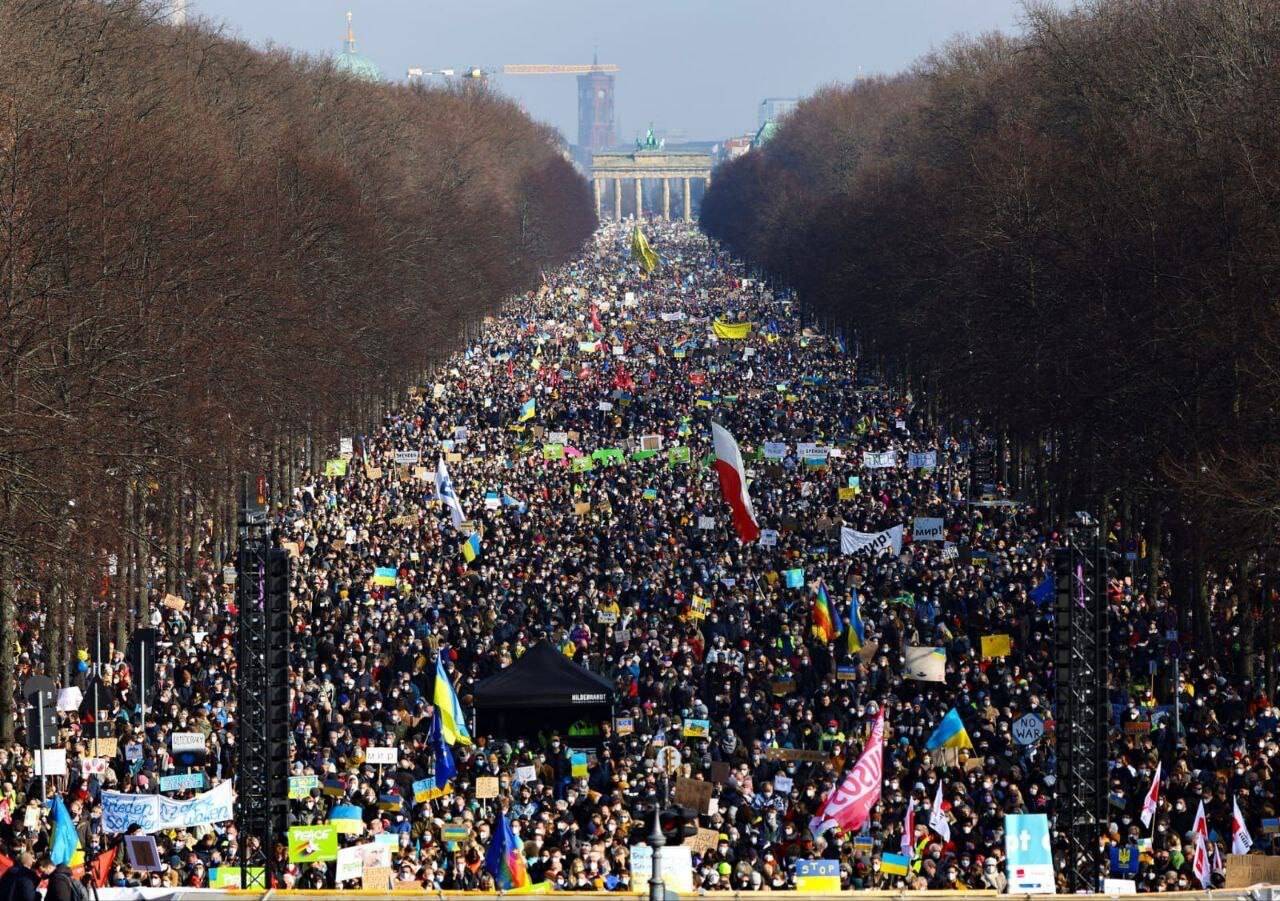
top-left (189, 0), bottom-right (1041, 142)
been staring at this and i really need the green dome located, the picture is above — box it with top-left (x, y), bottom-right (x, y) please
top-left (334, 49), bottom-right (380, 81)
top-left (334, 13), bottom-right (380, 82)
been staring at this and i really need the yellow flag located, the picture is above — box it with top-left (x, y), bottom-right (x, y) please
top-left (713, 318), bottom-right (753, 340)
top-left (630, 226), bottom-right (659, 274)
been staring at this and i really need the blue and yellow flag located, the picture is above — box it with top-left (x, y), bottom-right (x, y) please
top-left (460, 533), bottom-right (481, 563)
top-left (847, 593), bottom-right (867, 653)
top-left (925, 708), bottom-right (973, 750)
top-left (630, 226), bottom-right (659, 274)
top-left (373, 566), bottom-right (397, 587)
top-left (433, 653), bottom-right (473, 746)
top-left (49, 796), bottom-right (83, 867)
top-left (519, 398), bottom-right (536, 422)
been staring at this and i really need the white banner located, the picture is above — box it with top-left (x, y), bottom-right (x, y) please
top-left (907, 450), bottom-right (937, 469)
top-left (102, 780), bottom-right (234, 834)
top-left (912, 517), bottom-right (945, 542)
top-left (840, 525), bottom-right (903, 557)
top-left (862, 450), bottom-right (898, 469)
top-left (393, 450), bottom-right (421, 465)
top-left (335, 845), bottom-right (364, 883)
top-left (660, 311), bottom-right (686, 322)
top-left (762, 442), bottom-right (788, 460)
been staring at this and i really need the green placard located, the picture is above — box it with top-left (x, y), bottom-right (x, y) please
top-left (667, 446), bottom-right (691, 467)
top-left (571, 456), bottom-right (594, 472)
top-left (288, 824), bottom-right (339, 863)
top-left (542, 443), bottom-right (565, 461)
top-left (288, 775), bottom-right (319, 799)
top-left (209, 867), bottom-right (265, 888)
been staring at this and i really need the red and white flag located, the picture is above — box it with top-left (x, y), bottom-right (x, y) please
top-left (810, 709), bottom-right (885, 836)
top-left (590, 304), bottom-right (603, 333)
top-left (1192, 833), bottom-right (1211, 889)
top-left (901, 801), bottom-right (916, 859)
top-left (1232, 797), bottom-right (1253, 855)
top-left (1192, 799), bottom-right (1209, 843)
top-left (711, 421), bottom-right (761, 543)
top-left (1140, 761), bottom-right (1161, 827)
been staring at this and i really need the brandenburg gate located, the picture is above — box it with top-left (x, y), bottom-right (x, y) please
top-left (591, 148), bottom-right (714, 222)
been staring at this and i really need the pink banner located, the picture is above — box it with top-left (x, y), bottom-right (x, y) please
top-left (809, 709), bottom-right (885, 836)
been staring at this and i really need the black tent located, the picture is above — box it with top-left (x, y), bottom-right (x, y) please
top-left (473, 642), bottom-right (616, 743)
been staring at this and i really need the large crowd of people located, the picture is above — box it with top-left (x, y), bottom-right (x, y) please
top-left (0, 222), bottom-right (1273, 894)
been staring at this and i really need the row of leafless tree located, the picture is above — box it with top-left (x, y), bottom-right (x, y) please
top-left (702, 0), bottom-right (1280, 683)
top-left (0, 0), bottom-right (594, 735)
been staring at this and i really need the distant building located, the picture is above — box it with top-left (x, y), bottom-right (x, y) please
top-left (334, 12), bottom-right (381, 82)
top-left (758, 97), bottom-right (798, 129)
top-left (577, 55), bottom-right (616, 155)
top-left (722, 135), bottom-right (753, 160)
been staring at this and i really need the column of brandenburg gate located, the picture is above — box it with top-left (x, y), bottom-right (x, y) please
top-left (590, 149), bottom-right (714, 221)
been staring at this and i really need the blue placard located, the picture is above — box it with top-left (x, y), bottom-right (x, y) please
top-left (796, 860), bottom-right (839, 878)
top-left (159, 772), bottom-right (206, 793)
top-left (1005, 814), bottom-right (1054, 893)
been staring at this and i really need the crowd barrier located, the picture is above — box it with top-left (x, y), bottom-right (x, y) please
top-left (86, 889), bottom-right (1280, 901)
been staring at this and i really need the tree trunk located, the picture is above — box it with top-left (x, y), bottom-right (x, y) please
top-left (1238, 557), bottom-right (1255, 679)
top-left (1146, 501), bottom-right (1163, 600)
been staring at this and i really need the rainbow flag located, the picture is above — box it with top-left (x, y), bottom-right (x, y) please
top-left (847, 592), bottom-right (867, 653)
top-left (484, 811), bottom-right (530, 890)
top-left (812, 581), bottom-right (841, 642)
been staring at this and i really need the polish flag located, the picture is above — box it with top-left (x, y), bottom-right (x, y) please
top-left (1140, 761), bottom-right (1161, 827)
top-left (1192, 833), bottom-right (1211, 889)
top-left (711, 421), bottom-right (761, 543)
top-left (1232, 797), bottom-right (1253, 855)
top-left (810, 709), bottom-right (885, 836)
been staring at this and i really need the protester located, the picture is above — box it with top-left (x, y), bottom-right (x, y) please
top-left (0, 221), bottom-right (1269, 892)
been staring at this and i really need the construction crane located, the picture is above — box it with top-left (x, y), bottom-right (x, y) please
top-left (502, 63), bottom-right (619, 75)
top-left (405, 60), bottom-right (620, 154)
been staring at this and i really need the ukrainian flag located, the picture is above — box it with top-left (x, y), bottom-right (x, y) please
top-left (460, 533), bottom-right (481, 563)
top-left (519, 398), bottom-right (536, 422)
top-left (49, 796), bottom-right (83, 867)
top-left (925, 708), bottom-right (973, 750)
top-left (373, 566), bottom-right (397, 587)
top-left (847, 593), bottom-right (866, 654)
top-left (433, 653), bottom-right (473, 746)
top-left (880, 852), bottom-right (910, 876)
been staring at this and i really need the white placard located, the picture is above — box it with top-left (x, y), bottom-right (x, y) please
top-left (630, 845), bottom-right (693, 893)
top-left (57, 687), bottom-right (83, 712)
top-left (336, 845), bottom-right (365, 883)
top-left (393, 450), bottom-right (420, 465)
top-left (170, 732), bottom-right (206, 753)
top-left (514, 765), bottom-right (537, 785)
top-left (548, 431), bottom-right (569, 444)
top-left (697, 516), bottom-right (716, 531)
top-left (364, 746), bottom-right (398, 766)
top-left (773, 774), bottom-right (793, 794)
top-left (339, 438), bottom-right (354, 456)
top-left (598, 401), bottom-right (614, 411)
top-left (35, 749), bottom-right (67, 776)
top-left (907, 450), bottom-right (937, 469)
top-left (759, 529), bottom-right (778, 547)
top-left (762, 442), bottom-right (787, 460)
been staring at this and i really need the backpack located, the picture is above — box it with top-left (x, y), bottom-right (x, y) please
top-left (52, 870), bottom-right (88, 901)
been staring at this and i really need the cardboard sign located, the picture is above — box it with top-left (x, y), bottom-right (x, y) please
top-left (85, 737), bottom-right (117, 757)
top-left (980, 634), bottom-right (1013, 658)
top-left (673, 777), bottom-right (713, 814)
top-left (475, 776), bottom-right (500, 799)
top-left (764, 747), bottom-right (828, 763)
top-left (161, 593), bottom-right (186, 612)
top-left (440, 823), bottom-right (471, 843)
top-left (1226, 854), bottom-right (1280, 887)
top-left (709, 761), bottom-right (731, 784)
top-left (686, 828), bottom-right (720, 855)
top-left (362, 867), bottom-right (395, 891)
